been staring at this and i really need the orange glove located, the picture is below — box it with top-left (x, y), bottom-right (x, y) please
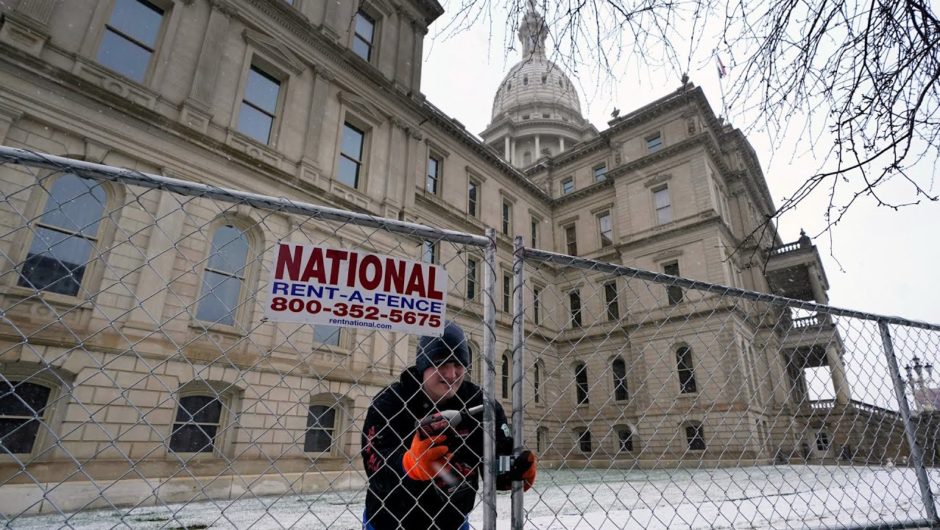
top-left (496, 450), bottom-right (537, 491)
top-left (518, 450), bottom-right (537, 491)
top-left (402, 433), bottom-right (451, 481)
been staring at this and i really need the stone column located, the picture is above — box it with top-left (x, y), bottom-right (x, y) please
top-left (809, 264), bottom-right (829, 304)
top-left (534, 135), bottom-right (540, 158)
top-left (559, 137), bottom-right (565, 152)
top-left (181, 0), bottom-right (234, 133)
top-left (826, 345), bottom-right (852, 405)
top-left (300, 68), bottom-right (334, 169)
top-left (122, 189), bottom-right (187, 333)
top-left (504, 136), bottom-right (510, 160)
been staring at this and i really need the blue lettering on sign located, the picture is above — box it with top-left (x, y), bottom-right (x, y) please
top-left (348, 290), bottom-right (365, 303)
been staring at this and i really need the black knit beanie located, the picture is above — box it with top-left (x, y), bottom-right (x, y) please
top-left (415, 321), bottom-right (471, 373)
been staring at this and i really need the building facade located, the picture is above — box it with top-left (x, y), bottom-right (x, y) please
top-left (0, 0), bottom-right (877, 516)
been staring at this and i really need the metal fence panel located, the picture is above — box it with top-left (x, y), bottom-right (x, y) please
top-left (2, 147), bottom-right (940, 529)
top-left (0, 148), bottom-right (498, 529)
top-left (514, 247), bottom-right (940, 529)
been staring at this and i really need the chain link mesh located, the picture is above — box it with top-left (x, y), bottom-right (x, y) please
top-left (0, 148), bottom-right (938, 529)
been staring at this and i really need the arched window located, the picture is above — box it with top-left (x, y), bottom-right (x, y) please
top-left (196, 224), bottom-right (250, 326)
top-left (574, 362), bottom-right (589, 405)
top-left (616, 426), bottom-right (634, 453)
top-left (612, 358), bottom-right (628, 401)
top-left (676, 346), bottom-right (697, 394)
top-left (536, 426), bottom-right (548, 453)
top-left (169, 381), bottom-right (240, 454)
top-left (501, 353), bottom-right (510, 399)
top-left (306, 394), bottom-right (348, 454)
top-left (18, 174), bottom-right (108, 296)
top-left (0, 380), bottom-right (52, 454)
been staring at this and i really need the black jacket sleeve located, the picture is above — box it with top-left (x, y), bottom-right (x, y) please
top-left (361, 387), bottom-right (424, 499)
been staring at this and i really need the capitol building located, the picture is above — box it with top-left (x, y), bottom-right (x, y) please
top-left (0, 0), bottom-right (903, 515)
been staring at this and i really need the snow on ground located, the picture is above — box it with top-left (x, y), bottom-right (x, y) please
top-left (10, 465), bottom-right (936, 529)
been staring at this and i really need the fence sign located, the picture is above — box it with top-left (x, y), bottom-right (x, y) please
top-left (266, 243), bottom-right (448, 336)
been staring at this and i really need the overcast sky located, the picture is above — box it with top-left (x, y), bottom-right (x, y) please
top-left (418, 11), bottom-right (940, 327)
top-left (417, 7), bottom-right (940, 405)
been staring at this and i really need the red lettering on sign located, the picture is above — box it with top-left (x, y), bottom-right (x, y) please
top-left (300, 247), bottom-right (326, 283)
top-left (427, 267), bottom-right (444, 301)
top-left (359, 255), bottom-right (382, 290)
top-left (346, 252), bottom-right (359, 287)
top-left (325, 249), bottom-right (348, 284)
top-left (405, 265), bottom-right (427, 298)
top-left (275, 244), bottom-right (302, 281)
top-left (383, 257), bottom-right (405, 294)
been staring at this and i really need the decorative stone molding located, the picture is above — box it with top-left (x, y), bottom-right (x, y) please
top-left (644, 173), bottom-right (672, 188)
top-left (243, 28), bottom-right (305, 75)
top-left (179, 99), bottom-right (213, 134)
top-left (0, 101), bottom-right (24, 144)
top-left (72, 59), bottom-right (159, 111)
top-left (0, 12), bottom-right (50, 57)
top-left (82, 139), bottom-right (110, 164)
top-left (226, 130), bottom-right (284, 168)
top-left (653, 248), bottom-right (684, 262)
top-left (209, 0), bottom-right (239, 18)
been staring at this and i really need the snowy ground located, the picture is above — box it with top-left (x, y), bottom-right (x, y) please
top-left (10, 465), bottom-right (937, 529)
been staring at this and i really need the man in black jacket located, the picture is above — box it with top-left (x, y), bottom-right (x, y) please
top-left (361, 321), bottom-right (536, 529)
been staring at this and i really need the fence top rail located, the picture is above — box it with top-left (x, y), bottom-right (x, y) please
top-left (0, 145), bottom-right (491, 248)
top-left (523, 247), bottom-right (940, 333)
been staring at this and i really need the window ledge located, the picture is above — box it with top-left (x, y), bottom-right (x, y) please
top-left (72, 58), bottom-right (159, 111)
top-left (225, 130), bottom-right (285, 168)
top-left (189, 320), bottom-right (247, 338)
top-left (3, 285), bottom-right (94, 311)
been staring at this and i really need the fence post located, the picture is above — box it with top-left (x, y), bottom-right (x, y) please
top-left (511, 235), bottom-right (525, 529)
top-left (482, 228), bottom-right (498, 530)
top-left (878, 319), bottom-right (940, 525)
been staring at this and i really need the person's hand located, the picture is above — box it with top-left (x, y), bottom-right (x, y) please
top-left (402, 433), bottom-right (451, 481)
top-left (496, 450), bottom-right (537, 491)
top-left (514, 450), bottom-right (537, 491)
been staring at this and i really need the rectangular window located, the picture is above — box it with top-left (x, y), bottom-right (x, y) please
top-left (604, 282), bottom-right (619, 321)
top-left (664, 261), bottom-right (683, 305)
top-left (352, 10), bottom-right (375, 61)
top-left (501, 200), bottom-right (512, 235)
top-left (653, 186), bottom-right (672, 225)
top-left (816, 431), bottom-right (831, 451)
top-left (578, 430), bottom-right (592, 452)
top-left (593, 163), bottom-right (608, 182)
top-left (426, 156), bottom-right (441, 194)
top-left (646, 133), bottom-right (663, 152)
top-left (170, 395), bottom-right (223, 453)
top-left (597, 211), bottom-right (613, 247)
top-left (530, 217), bottom-right (539, 247)
top-left (466, 258), bottom-right (478, 300)
top-left (677, 346), bottom-right (697, 394)
top-left (503, 272), bottom-right (512, 313)
top-left (96, 0), bottom-right (165, 83)
top-left (338, 122), bottom-right (365, 188)
top-left (561, 177), bottom-right (574, 195)
top-left (314, 325), bottom-right (341, 346)
top-left (467, 180), bottom-right (479, 217)
top-left (304, 405), bottom-right (336, 452)
top-left (237, 65), bottom-right (281, 144)
top-left (569, 290), bottom-right (582, 328)
top-left (421, 240), bottom-right (437, 264)
top-left (565, 224), bottom-right (577, 256)
top-left (686, 424), bottom-right (706, 450)
top-left (532, 286), bottom-right (541, 324)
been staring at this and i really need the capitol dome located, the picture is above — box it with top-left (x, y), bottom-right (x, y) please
top-left (480, 6), bottom-right (597, 169)
top-left (491, 57), bottom-right (582, 119)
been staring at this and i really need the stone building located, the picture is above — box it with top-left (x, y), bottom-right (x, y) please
top-left (0, 0), bottom-right (870, 516)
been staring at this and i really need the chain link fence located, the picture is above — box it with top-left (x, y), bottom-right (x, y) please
top-left (512, 243), bottom-right (940, 529)
top-left (0, 147), bottom-right (938, 529)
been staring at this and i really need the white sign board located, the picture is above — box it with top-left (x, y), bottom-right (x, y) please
top-left (265, 243), bottom-right (447, 336)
